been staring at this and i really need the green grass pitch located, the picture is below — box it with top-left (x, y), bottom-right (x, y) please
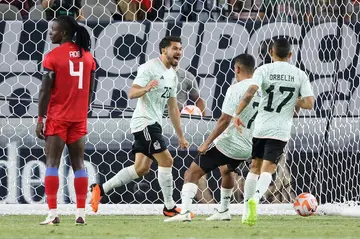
top-left (0, 215), bottom-right (359, 239)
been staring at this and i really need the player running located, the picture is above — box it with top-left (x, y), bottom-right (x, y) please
top-left (36, 16), bottom-right (96, 225)
top-left (90, 36), bottom-right (189, 217)
top-left (234, 38), bottom-right (314, 226)
top-left (165, 54), bottom-right (260, 222)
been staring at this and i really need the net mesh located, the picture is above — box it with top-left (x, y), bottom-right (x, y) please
top-left (0, 0), bottom-right (360, 216)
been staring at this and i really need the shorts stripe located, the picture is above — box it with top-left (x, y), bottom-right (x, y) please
top-left (143, 127), bottom-right (151, 141)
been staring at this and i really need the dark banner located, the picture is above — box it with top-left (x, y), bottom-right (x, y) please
top-left (0, 21), bottom-right (360, 205)
top-left (0, 21), bottom-right (360, 118)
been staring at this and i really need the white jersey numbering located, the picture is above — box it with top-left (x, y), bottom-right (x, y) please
top-left (252, 61), bottom-right (314, 142)
top-left (130, 58), bottom-right (178, 133)
top-left (215, 79), bottom-right (261, 160)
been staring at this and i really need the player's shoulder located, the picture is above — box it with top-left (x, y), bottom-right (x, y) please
top-left (233, 78), bottom-right (255, 89)
top-left (138, 58), bottom-right (159, 73)
top-left (45, 45), bottom-right (62, 58)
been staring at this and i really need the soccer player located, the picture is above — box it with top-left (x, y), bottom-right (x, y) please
top-left (176, 67), bottom-right (206, 116)
top-left (90, 36), bottom-right (189, 217)
top-left (164, 54), bottom-right (260, 222)
top-left (36, 16), bottom-right (95, 225)
top-left (234, 38), bottom-right (314, 226)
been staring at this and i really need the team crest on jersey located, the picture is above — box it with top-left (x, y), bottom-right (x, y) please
top-left (153, 140), bottom-right (161, 150)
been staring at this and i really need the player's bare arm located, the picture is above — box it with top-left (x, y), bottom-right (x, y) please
top-left (296, 96), bottom-right (315, 110)
top-left (167, 97), bottom-right (189, 149)
top-left (36, 71), bottom-right (55, 140)
top-left (234, 84), bottom-right (259, 132)
top-left (195, 98), bottom-right (206, 116)
top-left (128, 80), bottom-right (158, 99)
top-left (198, 113), bottom-right (232, 154)
top-left (88, 72), bottom-right (96, 106)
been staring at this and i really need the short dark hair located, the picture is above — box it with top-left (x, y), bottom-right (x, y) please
top-left (234, 54), bottom-right (255, 73)
top-left (272, 38), bottom-right (291, 58)
top-left (159, 36), bottom-right (182, 54)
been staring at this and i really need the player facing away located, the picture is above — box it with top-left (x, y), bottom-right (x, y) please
top-left (90, 36), bottom-right (190, 217)
top-left (165, 54), bottom-right (261, 222)
top-left (234, 38), bottom-right (315, 226)
top-left (36, 16), bottom-right (96, 225)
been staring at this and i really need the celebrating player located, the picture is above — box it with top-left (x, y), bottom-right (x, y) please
top-left (234, 38), bottom-right (314, 226)
top-left (36, 16), bottom-right (95, 225)
top-left (165, 54), bottom-right (260, 222)
top-left (90, 36), bottom-right (189, 217)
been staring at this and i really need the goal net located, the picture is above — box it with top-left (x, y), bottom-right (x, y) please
top-left (0, 0), bottom-right (360, 216)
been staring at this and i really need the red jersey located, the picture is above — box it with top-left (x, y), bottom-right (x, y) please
top-left (43, 42), bottom-right (96, 121)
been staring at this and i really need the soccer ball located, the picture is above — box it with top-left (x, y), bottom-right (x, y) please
top-left (181, 105), bottom-right (202, 116)
top-left (293, 192), bottom-right (318, 217)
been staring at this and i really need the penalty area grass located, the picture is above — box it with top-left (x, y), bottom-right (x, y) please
top-left (0, 215), bottom-right (359, 239)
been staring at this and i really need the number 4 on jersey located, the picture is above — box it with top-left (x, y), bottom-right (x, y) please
top-left (69, 60), bottom-right (84, 89)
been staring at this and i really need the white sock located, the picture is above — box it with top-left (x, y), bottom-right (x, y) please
top-left (76, 208), bottom-right (85, 219)
top-left (49, 209), bottom-right (58, 217)
top-left (180, 182), bottom-right (198, 214)
top-left (253, 172), bottom-right (272, 203)
top-left (243, 172), bottom-right (259, 217)
top-left (158, 166), bottom-right (175, 210)
top-left (218, 187), bottom-right (233, 212)
top-left (103, 165), bottom-right (139, 194)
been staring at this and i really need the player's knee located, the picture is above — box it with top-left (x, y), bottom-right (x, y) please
top-left (184, 167), bottom-right (204, 184)
top-left (261, 161), bottom-right (277, 174)
top-left (250, 163), bottom-right (261, 175)
top-left (135, 164), bottom-right (151, 176)
top-left (46, 159), bottom-right (60, 168)
top-left (219, 166), bottom-right (232, 176)
top-left (157, 154), bottom-right (173, 168)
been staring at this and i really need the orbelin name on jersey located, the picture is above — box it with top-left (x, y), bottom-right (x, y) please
top-left (269, 74), bottom-right (295, 82)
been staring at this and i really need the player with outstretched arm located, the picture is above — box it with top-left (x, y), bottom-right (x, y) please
top-left (234, 38), bottom-right (315, 226)
top-left (165, 54), bottom-right (261, 222)
top-left (90, 36), bottom-right (190, 218)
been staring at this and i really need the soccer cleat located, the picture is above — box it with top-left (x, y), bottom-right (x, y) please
top-left (206, 209), bottom-right (231, 221)
top-left (90, 183), bottom-right (104, 213)
top-left (246, 198), bottom-right (257, 226)
top-left (163, 206), bottom-right (195, 218)
top-left (163, 206), bottom-right (181, 217)
top-left (75, 217), bottom-right (86, 225)
top-left (39, 215), bottom-right (60, 225)
top-left (164, 211), bottom-right (192, 222)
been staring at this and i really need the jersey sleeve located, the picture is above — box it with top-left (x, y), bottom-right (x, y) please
top-left (91, 58), bottom-right (96, 72)
top-left (299, 71), bottom-right (314, 97)
top-left (42, 52), bottom-right (56, 71)
top-left (133, 65), bottom-right (150, 87)
top-left (221, 86), bottom-right (237, 116)
top-left (252, 67), bottom-right (265, 88)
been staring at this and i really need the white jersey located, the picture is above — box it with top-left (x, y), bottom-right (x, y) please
top-left (130, 58), bottom-right (178, 133)
top-left (252, 61), bottom-right (314, 141)
top-left (214, 79), bottom-right (261, 160)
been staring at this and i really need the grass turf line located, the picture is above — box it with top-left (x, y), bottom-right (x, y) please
top-left (0, 215), bottom-right (359, 239)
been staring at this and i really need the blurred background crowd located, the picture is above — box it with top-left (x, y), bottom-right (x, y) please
top-left (0, 0), bottom-right (358, 23)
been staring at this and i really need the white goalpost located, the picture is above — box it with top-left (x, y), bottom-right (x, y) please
top-left (1, 0), bottom-right (360, 216)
